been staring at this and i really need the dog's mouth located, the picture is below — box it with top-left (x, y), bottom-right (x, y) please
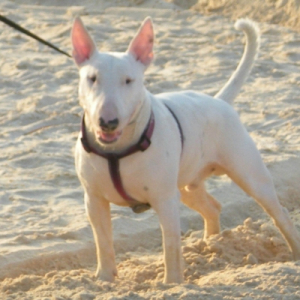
top-left (96, 130), bottom-right (122, 144)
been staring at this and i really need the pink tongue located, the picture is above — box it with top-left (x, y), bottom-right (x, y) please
top-left (98, 130), bottom-right (121, 142)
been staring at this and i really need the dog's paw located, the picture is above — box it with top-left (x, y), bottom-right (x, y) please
top-left (163, 273), bottom-right (184, 284)
top-left (95, 267), bottom-right (117, 282)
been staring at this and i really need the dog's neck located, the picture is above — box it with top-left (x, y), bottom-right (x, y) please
top-left (83, 92), bottom-right (152, 154)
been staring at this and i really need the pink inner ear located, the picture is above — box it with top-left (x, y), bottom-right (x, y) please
top-left (72, 18), bottom-right (95, 65)
top-left (128, 18), bottom-right (154, 66)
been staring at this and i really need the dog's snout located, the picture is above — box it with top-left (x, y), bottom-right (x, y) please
top-left (99, 117), bottom-right (119, 132)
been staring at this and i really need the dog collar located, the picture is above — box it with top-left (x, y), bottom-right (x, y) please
top-left (80, 110), bottom-right (155, 213)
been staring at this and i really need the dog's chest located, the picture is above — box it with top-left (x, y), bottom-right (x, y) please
top-left (77, 149), bottom-right (152, 206)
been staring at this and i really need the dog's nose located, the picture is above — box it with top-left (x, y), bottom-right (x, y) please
top-left (99, 117), bottom-right (119, 132)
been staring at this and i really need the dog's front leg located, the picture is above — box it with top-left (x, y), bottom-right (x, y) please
top-left (84, 192), bottom-right (117, 282)
top-left (153, 191), bottom-right (184, 284)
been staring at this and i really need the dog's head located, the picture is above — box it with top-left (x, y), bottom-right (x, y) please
top-left (71, 17), bottom-right (154, 145)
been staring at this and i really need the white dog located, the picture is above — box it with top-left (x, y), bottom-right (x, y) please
top-left (71, 16), bottom-right (300, 283)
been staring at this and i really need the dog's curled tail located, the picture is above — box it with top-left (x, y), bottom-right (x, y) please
top-left (215, 19), bottom-right (260, 105)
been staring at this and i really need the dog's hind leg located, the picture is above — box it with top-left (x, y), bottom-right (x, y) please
top-left (181, 182), bottom-right (221, 239)
top-left (231, 169), bottom-right (300, 260)
top-left (84, 193), bottom-right (117, 282)
top-left (225, 136), bottom-right (300, 260)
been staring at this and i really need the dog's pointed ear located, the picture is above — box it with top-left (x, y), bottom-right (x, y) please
top-left (71, 17), bottom-right (96, 66)
top-left (127, 17), bottom-right (154, 67)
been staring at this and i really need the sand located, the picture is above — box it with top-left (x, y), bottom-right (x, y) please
top-left (191, 0), bottom-right (300, 32)
top-left (0, 0), bottom-right (300, 299)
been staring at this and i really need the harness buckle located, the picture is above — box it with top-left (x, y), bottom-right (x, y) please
top-left (138, 134), bottom-right (151, 151)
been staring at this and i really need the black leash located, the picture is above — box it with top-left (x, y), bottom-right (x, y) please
top-left (0, 14), bottom-right (71, 58)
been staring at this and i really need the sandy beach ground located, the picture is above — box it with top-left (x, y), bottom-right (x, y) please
top-left (0, 0), bottom-right (300, 299)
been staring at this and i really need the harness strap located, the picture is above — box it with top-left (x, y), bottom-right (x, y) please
top-left (81, 111), bottom-right (154, 213)
top-left (80, 105), bottom-right (184, 214)
top-left (164, 103), bottom-right (184, 151)
top-left (107, 155), bottom-right (151, 213)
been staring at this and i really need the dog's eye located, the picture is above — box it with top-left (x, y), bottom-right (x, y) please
top-left (88, 75), bottom-right (97, 84)
top-left (125, 78), bottom-right (133, 85)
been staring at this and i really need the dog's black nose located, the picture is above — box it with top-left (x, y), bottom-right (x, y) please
top-left (99, 117), bottom-right (119, 132)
